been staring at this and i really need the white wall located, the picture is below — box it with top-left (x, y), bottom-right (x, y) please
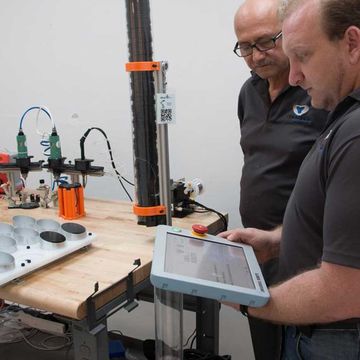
top-left (0, 1), bottom-right (254, 358)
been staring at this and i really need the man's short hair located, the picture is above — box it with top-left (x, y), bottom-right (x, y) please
top-left (279, 0), bottom-right (360, 40)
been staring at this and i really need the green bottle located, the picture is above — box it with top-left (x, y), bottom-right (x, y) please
top-left (49, 128), bottom-right (62, 160)
top-left (16, 130), bottom-right (28, 158)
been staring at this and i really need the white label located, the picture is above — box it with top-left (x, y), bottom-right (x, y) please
top-left (156, 93), bottom-right (176, 125)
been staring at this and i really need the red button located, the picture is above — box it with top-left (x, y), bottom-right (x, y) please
top-left (192, 224), bottom-right (208, 235)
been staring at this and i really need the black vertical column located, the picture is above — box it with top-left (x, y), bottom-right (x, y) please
top-left (125, 0), bottom-right (165, 226)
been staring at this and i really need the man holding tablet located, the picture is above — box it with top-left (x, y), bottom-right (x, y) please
top-left (222, 0), bottom-right (360, 358)
top-left (232, 0), bottom-right (328, 358)
top-left (151, 225), bottom-right (269, 307)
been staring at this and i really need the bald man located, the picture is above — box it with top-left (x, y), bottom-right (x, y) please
top-left (232, 0), bottom-right (328, 358)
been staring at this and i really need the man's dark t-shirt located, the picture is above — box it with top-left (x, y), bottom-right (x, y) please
top-left (239, 73), bottom-right (328, 231)
top-left (280, 89), bottom-right (360, 282)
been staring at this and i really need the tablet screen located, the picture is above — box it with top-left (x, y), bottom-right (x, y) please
top-left (165, 232), bottom-right (255, 289)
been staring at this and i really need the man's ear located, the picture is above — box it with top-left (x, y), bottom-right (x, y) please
top-left (345, 26), bottom-right (360, 65)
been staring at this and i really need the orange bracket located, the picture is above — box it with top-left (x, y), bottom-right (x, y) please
top-left (58, 184), bottom-right (85, 220)
top-left (133, 204), bottom-right (166, 217)
top-left (125, 61), bottom-right (161, 72)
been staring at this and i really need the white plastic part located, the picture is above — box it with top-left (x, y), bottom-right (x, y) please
top-left (16, 311), bottom-right (65, 335)
top-left (184, 178), bottom-right (204, 199)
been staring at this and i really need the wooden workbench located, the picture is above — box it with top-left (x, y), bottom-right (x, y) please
top-left (0, 198), bottom-right (224, 320)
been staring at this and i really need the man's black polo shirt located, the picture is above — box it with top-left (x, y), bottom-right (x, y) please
top-left (239, 73), bottom-right (328, 230)
top-left (280, 89), bottom-right (360, 281)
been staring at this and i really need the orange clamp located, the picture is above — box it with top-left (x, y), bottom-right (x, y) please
top-left (125, 61), bottom-right (161, 72)
top-left (133, 204), bottom-right (166, 217)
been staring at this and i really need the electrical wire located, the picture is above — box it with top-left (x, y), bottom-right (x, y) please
top-left (0, 304), bottom-right (39, 344)
top-left (183, 349), bottom-right (231, 360)
top-left (35, 106), bottom-right (54, 136)
top-left (187, 199), bottom-right (228, 232)
top-left (190, 333), bottom-right (197, 349)
top-left (40, 333), bottom-right (72, 349)
top-left (0, 303), bottom-right (23, 315)
top-left (80, 127), bottom-right (134, 201)
top-left (17, 329), bottom-right (72, 351)
top-left (52, 176), bottom-right (68, 191)
top-left (0, 327), bottom-right (38, 344)
top-left (108, 329), bottom-right (124, 336)
top-left (0, 304), bottom-right (72, 350)
top-left (19, 106), bottom-right (54, 130)
top-left (18, 105), bottom-right (56, 158)
top-left (40, 139), bottom-right (51, 157)
top-left (184, 328), bottom-right (196, 348)
top-left (36, 106), bottom-right (52, 157)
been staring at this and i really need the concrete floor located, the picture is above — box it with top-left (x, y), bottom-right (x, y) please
top-left (108, 301), bottom-right (255, 359)
top-left (0, 331), bottom-right (73, 360)
top-left (0, 302), bottom-right (254, 360)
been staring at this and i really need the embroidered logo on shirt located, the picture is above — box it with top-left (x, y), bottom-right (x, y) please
top-left (293, 105), bottom-right (310, 116)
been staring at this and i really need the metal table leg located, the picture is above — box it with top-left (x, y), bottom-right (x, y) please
top-left (196, 298), bottom-right (219, 355)
top-left (72, 319), bottom-right (109, 360)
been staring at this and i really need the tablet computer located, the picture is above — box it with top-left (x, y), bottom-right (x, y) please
top-left (150, 225), bottom-right (269, 307)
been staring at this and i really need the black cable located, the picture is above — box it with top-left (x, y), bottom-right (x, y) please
top-left (184, 349), bottom-right (231, 360)
top-left (190, 333), bottom-right (197, 349)
top-left (108, 329), bottom-right (124, 336)
top-left (187, 199), bottom-right (228, 232)
top-left (80, 127), bottom-right (134, 201)
top-left (184, 328), bottom-right (196, 348)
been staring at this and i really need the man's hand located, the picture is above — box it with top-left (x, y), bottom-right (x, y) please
top-left (218, 227), bottom-right (281, 264)
top-left (222, 301), bottom-right (240, 312)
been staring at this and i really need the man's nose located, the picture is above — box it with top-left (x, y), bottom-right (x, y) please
top-left (251, 47), bottom-right (266, 62)
top-left (288, 62), bottom-right (305, 86)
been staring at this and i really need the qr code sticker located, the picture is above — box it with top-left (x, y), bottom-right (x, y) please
top-left (161, 109), bottom-right (172, 122)
top-left (156, 93), bottom-right (176, 124)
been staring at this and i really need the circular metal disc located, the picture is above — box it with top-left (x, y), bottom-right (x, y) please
top-left (0, 235), bottom-right (17, 253)
top-left (40, 231), bottom-right (66, 250)
top-left (36, 219), bottom-right (60, 232)
top-left (40, 231), bottom-right (66, 243)
top-left (0, 251), bottom-right (15, 273)
top-left (0, 223), bottom-right (14, 237)
top-left (14, 227), bottom-right (39, 245)
top-left (13, 215), bottom-right (36, 228)
top-left (61, 223), bottom-right (87, 241)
